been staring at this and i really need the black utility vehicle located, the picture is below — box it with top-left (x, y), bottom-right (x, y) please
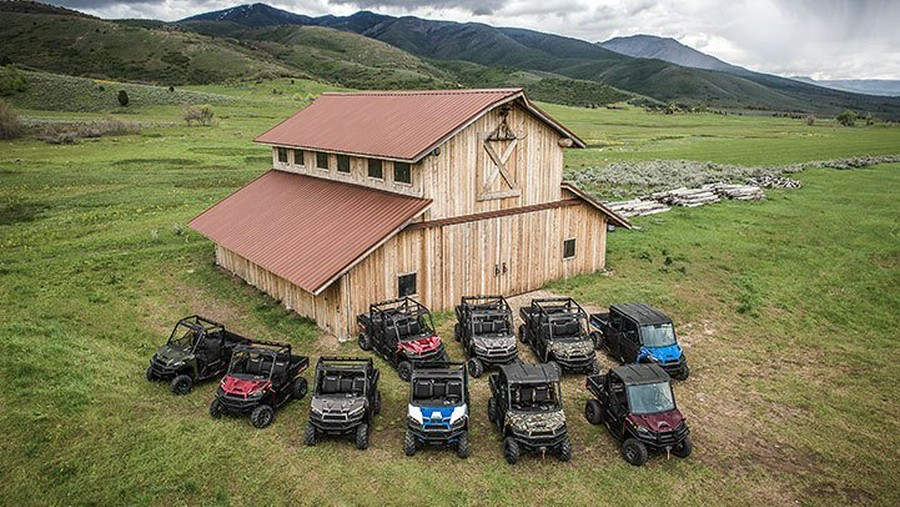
top-left (590, 303), bottom-right (689, 380)
top-left (454, 296), bottom-right (519, 378)
top-left (305, 357), bottom-right (381, 450)
top-left (357, 297), bottom-right (449, 381)
top-left (519, 298), bottom-right (599, 375)
top-left (584, 364), bottom-right (692, 466)
top-left (487, 362), bottom-right (572, 464)
top-left (146, 315), bottom-right (251, 395)
top-left (405, 363), bottom-right (470, 458)
top-left (209, 341), bottom-right (310, 429)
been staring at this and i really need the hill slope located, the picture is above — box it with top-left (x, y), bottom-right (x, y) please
top-left (599, 34), bottom-right (746, 74)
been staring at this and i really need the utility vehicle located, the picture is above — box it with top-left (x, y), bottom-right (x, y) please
top-left (584, 364), bottom-right (692, 466)
top-left (305, 357), bottom-right (381, 450)
top-left (146, 315), bottom-right (251, 395)
top-left (590, 303), bottom-right (690, 380)
top-left (519, 298), bottom-right (599, 375)
top-left (209, 341), bottom-right (309, 429)
top-left (454, 295), bottom-right (518, 378)
top-left (357, 297), bottom-right (449, 381)
top-left (405, 363), bottom-right (470, 458)
top-left (487, 362), bottom-right (572, 464)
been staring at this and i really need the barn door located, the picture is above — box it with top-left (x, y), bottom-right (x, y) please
top-left (478, 108), bottom-right (522, 203)
top-left (442, 221), bottom-right (501, 303)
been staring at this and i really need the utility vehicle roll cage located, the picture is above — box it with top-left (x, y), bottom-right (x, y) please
top-left (458, 295), bottom-right (513, 328)
top-left (528, 298), bottom-right (588, 339)
top-left (368, 297), bottom-right (435, 333)
top-left (167, 315), bottom-right (225, 346)
top-left (409, 362), bottom-right (468, 405)
top-left (228, 341), bottom-right (293, 378)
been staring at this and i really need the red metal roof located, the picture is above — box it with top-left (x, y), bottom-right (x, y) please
top-left (188, 170), bottom-right (432, 295)
top-left (254, 88), bottom-right (585, 162)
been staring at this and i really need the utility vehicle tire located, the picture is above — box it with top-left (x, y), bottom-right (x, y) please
top-left (672, 436), bottom-right (693, 458)
top-left (209, 398), bottom-right (223, 419)
top-left (293, 377), bottom-right (309, 400)
top-left (358, 333), bottom-right (372, 351)
top-left (588, 360), bottom-right (601, 376)
top-left (355, 423), bottom-right (369, 450)
top-left (622, 438), bottom-right (649, 466)
top-left (488, 398), bottom-right (498, 425)
top-left (557, 437), bottom-right (573, 462)
top-left (518, 325), bottom-right (526, 344)
top-left (170, 374), bottom-right (193, 395)
top-left (250, 404), bottom-right (275, 429)
top-left (674, 365), bottom-right (691, 381)
top-left (503, 437), bottom-right (520, 465)
top-left (145, 366), bottom-right (157, 382)
top-left (467, 357), bottom-right (484, 379)
top-left (304, 422), bottom-right (317, 446)
top-left (398, 361), bottom-right (413, 382)
top-left (404, 429), bottom-right (417, 456)
top-left (584, 399), bottom-right (603, 425)
top-left (456, 431), bottom-right (470, 459)
top-left (373, 390), bottom-right (382, 415)
top-left (454, 323), bottom-right (462, 342)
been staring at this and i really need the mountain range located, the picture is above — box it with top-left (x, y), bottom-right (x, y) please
top-left (2, 1), bottom-right (899, 118)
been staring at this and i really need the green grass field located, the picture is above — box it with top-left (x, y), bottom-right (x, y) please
top-left (1, 81), bottom-right (899, 505)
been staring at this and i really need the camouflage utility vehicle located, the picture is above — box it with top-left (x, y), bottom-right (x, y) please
top-left (209, 341), bottom-right (309, 428)
top-left (357, 297), bottom-right (449, 381)
top-left (146, 315), bottom-right (251, 395)
top-left (405, 363), bottom-right (470, 458)
top-left (590, 303), bottom-right (690, 380)
top-left (305, 357), bottom-right (381, 450)
top-left (585, 364), bottom-right (692, 466)
top-left (454, 296), bottom-right (518, 378)
top-left (519, 298), bottom-right (599, 375)
top-left (487, 362), bottom-right (572, 464)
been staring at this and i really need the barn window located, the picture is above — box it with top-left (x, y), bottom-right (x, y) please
top-left (316, 152), bottom-right (329, 170)
top-left (293, 149), bottom-right (305, 166)
top-left (368, 159), bottom-right (383, 179)
top-left (398, 273), bottom-right (417, 297)
top-left (563, 238), bottom-right (576, 259)
top-left (276, 147), bottom-right (288, 163)
top-left (394, 162), bottom-right (411, 184)
top-left (337, 155), bottom-right (350, 173)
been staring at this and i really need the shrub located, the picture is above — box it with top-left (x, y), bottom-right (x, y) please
top-left (182, 104), bottom-right (215, 126)
top-left (37, 116), bottom-right (140, 144)
top-left (806, 114), bottom-right (815, 126)
top-left (0, 99), bottom-right (23, 139)
top-left (0, 67), bottom-right (27, 96)
top-left (837, 110), bottom-right (857, 127)
top-left (117, 90), bottom-right (129, 107)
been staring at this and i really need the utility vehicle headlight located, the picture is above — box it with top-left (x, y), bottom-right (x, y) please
top-left (348, 406), bottom-right (364, 417)
top-left (449, 405), bottom-right (467, 425)
top-left (310, 406), bottom-right (323, 416)
top-left (636, 426), bottom-right (653, 437)
top-left (407, 404), bottom-right (423, 424)
top-left (170, 360), bottom-right (184, 368)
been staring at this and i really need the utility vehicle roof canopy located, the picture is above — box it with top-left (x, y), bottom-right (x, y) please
top-left (610, 303), bottom-right (671, 325)
top-left (316, 356), bottom-right (373, 372)
top-left (501, 362), bottom-right (560, 384)
top-left (613, 364), bottom-right (671, 386)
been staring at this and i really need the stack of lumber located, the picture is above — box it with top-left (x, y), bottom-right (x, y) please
top-left (747, 175), bottom-right (802, 188)
top-left (650, 187), bottom-right (721, 207)
top-left (702, 183), bottom-right (765, 201)
top-left (605, 199), bottom-right (670, 218)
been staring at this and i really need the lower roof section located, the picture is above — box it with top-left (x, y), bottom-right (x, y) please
top-left (189, 170), bottom-right (432, 295)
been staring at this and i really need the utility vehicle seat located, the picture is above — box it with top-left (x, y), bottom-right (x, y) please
top-left (339, 377), bottom-right (354, 394)
top-left (351, 377), bottom-right (366, 395)
top-left (321, 375), bottom-right (340, 394)
top-left (414, 380), bottom-right (432, 400)
top-left (432, 382), bottom-right (446, 399)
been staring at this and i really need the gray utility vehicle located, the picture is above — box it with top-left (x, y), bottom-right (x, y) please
top-left (146, 315), bottom-right (251, 395)
top-left (454, 295), bottom-right (519, 378)
top-left (487, 362), bottom-right (572, 464)
top-left (519, 298), bottom-right (600, 375)
top-left (305, 357), bottom-right (381, 450)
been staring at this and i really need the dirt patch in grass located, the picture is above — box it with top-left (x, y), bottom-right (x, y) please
top-left (0, 200), bottom-right (49, 225)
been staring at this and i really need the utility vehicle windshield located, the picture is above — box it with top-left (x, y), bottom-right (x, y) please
top-left (227, 350), bottom-right (274, 380)
top-left (641, 323), bottom-right (676, 347)
top-left (317, 371), bottom-right (366, 397)
top-left (627, 382), bottom-right (675, 415)
top-left (411, 378), bottom-right (464, 406)
top-left (168, 324), bottom-right (199, 351)
top-left (510, 382), bottom-right (561, 412)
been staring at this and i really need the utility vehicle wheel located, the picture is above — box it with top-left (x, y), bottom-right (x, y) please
top-left (518, 325), bottom-right (526, 344)
top-left (588, 360), bottom-right (601, 376)
top-left (358, 333), bottom-right (372, 351)
top-left (584, 399), bottom-right (603, 425)
top-left (467, 357), bottom-right (484, 379)
top-left (557, 437), bottom-right (573, 462)
top-left (622, 438), bottom-right (648, 466)
top-left (672, 436), bottom-right (693, 458)
top-left (674, 365), bottom-right (691, 381)
top-left (487, 397), bottom-right (498, 425)
top-left (250, 404), bottom-right (275, 429)
top-left (209, 398), bottom-right (223, 419)
top-left (293, 377), bottom-right (309, 400)
top-left (590, 331), bottom-right (603, 350)
top-left (355, 423), bottom-right (370, 450)
top-left (398, 361), bottom-right (413, 382)
top-left (169, 374), bottom-right (193, 395)
top-left (373, 390), bottom-right (382, 415)
top-left (304, 422), bottom-right (317, 446)
top-left (456, 431), bottom-right (470, 459)
top-left (145, 366), bottom-right (157, 382)
top-left (403, 429), bottom-right (417, 456)
top-left (503, 437), bottom-right (520, 465)
top-left (454, 323), bottom-right (462, 342)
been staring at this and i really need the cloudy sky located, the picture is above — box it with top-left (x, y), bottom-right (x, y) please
top-left (47, 0), bottom-right (900, 79)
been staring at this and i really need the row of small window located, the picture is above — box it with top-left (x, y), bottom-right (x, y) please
top-left (277, 148), bottom-right (412, 184)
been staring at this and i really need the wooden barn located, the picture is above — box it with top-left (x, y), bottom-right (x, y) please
top-left (189, 88), bottom-right (629, 339)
